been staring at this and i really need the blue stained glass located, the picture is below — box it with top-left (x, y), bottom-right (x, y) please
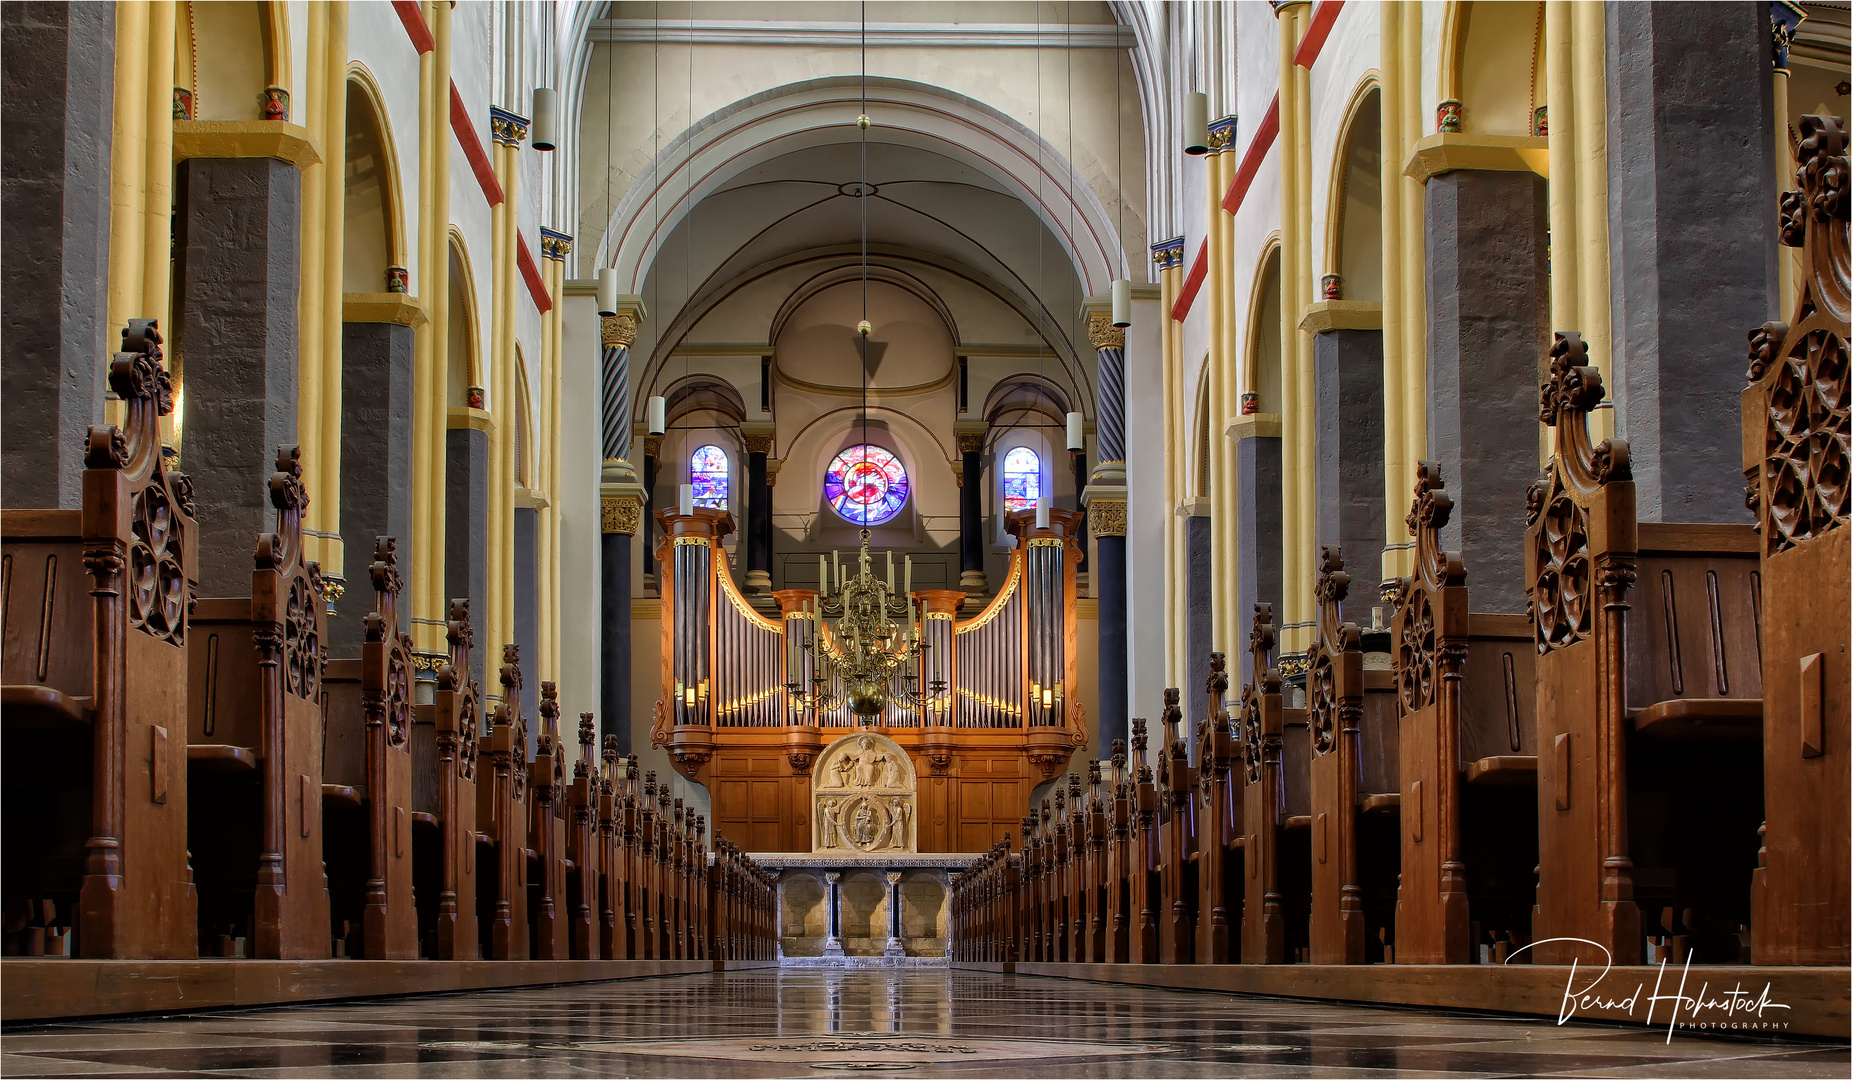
top-left (691, 444), bottom-right (729, 509)
top-left (1001, 446), bottom-right (1040, 514)
top-left (825, 445), bottom-right (909, 526)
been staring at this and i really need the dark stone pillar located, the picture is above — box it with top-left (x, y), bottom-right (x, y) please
top-left (331, 322), bottom-right (415, 656)
top-left (1312, 330), bottom-right (1386, 592)
top-left (957, 425), bottom-right (986, 593)
top-left (1425, 170), bottom-right (1549, 613)
top-left (1234, 429), bottom-right (1285, 633)
top-left (1185, 511), bottom-right (1213, 739)
top-left (1607, 1), bottom-right (1777, 522)
top-left (174, 157), bottom-right (302, 595)
top-left (513, 505), bottom-right (540, 738)
top-left (743, 424), bottom-right (773, 592)
top-left (601, 529), bottom-right (632, 751)
top-left (444, 427), bottom-right (489, 688)
top-left (1095, 533), bottom-right (1127, 747)
top-left (1, 1), bottom-right (112, 509)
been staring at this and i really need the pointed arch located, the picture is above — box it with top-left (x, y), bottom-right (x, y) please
top-left (1323, 77), bottom-right (1384, 303)
top-left (446, 229), bottom-right (483, 406)
top-left (1242, 236), bottom-right (1285, 414)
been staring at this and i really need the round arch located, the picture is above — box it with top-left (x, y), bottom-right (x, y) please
top-left (1321, 76), bottom-right (1384, 302)
top-left (343, 64), bottom-right (408, 291)
top-left (592, 77), bottom-right (1128, 297)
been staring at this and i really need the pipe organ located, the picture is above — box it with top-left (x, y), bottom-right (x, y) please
top-left (650, 507), bottom-right (1087, 853)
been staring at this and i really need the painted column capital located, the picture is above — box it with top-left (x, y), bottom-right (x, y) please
top-left (1081, 483), bottom-right (1128, 538)
top-left (955, 420), bottom-right (988, 456)
top-left (601, 313), bottom-right (639, 348)
top-left (1087, 311), bottom-right (1126, 350)
top-left (740, 421), bottom-right (776, 456)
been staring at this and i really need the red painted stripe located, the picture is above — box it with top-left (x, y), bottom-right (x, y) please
top-left (1221, 96), bottom-right (1280, 216)
top-left (450, 84), bottom-right (505, 208)
top-left (1169, 239), bottom-right (1210, 322)
top-left (516, 235), bottom-right (552, 314)
top-left (392, 0), bottom-right (434, 54)
top-left (1293, 1), bottom-right (1345, 69)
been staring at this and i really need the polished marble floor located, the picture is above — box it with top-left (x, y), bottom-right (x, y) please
top-left (3, 969), bottom-right (1845, 1079)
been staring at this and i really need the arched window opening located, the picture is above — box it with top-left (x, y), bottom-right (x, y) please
top-left (691, 444), bottom-right (730, 510)
top-left (825, 445), bottom-right (909, 526)
top-left (1001, 446), bottom-right (1042, 515)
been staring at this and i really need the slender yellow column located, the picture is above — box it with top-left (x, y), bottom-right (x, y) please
top-left (1571, 2), bottom-right (1610, 391)
top-left (297, 1), bottom-right (327, 561)
top-left (485, 142), bottom-right (509, 658)
top-left (320, 1), bottom-right (349, 592)
top-left (108, 1), bottom-right (151, 340)
top-left (410, 21), bottom-right (438, 650)
top-left (1544, 3), bottom-right (1579, 341)
top-left (545, 254), bottom-right (565, 685)
top-left (1216, 148), bottom-right (1239, 654)
top-left (498, 147), bottom-right (519, 663)
top-left (1395, 0), bottom-right (1427, 583)
top-left (1378, 3), bottom-right (1407, 588)
top-left (425, 0), bottom-right (453, 645)
top-left (140, 1), bottom-right (176, 336)
top-left (1275, 2), bottom-right (1305, 653)
top-left (1205, 146), bottom-right (1230, 657)
top-left (1293, 12), bottom-right (1316, 641)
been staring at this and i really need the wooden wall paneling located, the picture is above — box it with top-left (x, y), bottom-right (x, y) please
top-left (1745, 113), bottom-right (1850, 966)
top-left (2, 323), bottom-right (197, 959)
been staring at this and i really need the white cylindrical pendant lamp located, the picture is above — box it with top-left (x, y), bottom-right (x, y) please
top-left (1066, 411), bottom-right (1084, 451)
top-left (596, 267), bottom-right (619, 316)
top-left (647, 395), bottom-right (667, 435)
top-left (1035, 496), bottom-right (1051, 530)
top-left (1111, 278), bottom-right (1133, 327)
top-left (1183, 92), bottom-right (1210, 155)
top-left (531, 87), bottom-right (558, 151)
top-left (679, 483), bottom-right (695, 517)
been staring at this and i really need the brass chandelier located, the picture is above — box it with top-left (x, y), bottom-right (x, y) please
top-left (787, 530), bottom-right (944, 721)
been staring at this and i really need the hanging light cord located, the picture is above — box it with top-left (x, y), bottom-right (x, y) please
top-left (860, 1), bottom-right (869, 459)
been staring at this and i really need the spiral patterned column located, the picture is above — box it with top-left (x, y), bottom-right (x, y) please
top-left (1083, 309), bottom-right (1129, 751)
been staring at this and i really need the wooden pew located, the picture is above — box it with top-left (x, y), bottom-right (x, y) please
top-left (1744, 113), bottom-right (1850, 966)
top-left (423, 600), bottom-right (481, 959)
top-left (1304, 547), bottom-right (1376, 964)
top-left (1054, 783), bottom-right (1074, 961)
top-left (1196, 654), bottom-right (1240, 964)
top-left (1391, 464), bottom-right (1540, 964)
top-left (593, 738), bottom-right (621, 958)
top-left (476, 644), bottom-right (531, 959)
top-left (1127, 720), bottom-right (1161, 963)
top-left (1238, 605), bottom-right (1288, 964)
top-left (1082, 762), bottom-right (1108, 962)
top-left (319, 537), bottom-right (417, 959)
top-left (2, 320), bottom-right (196, 959)
top-left (1156, 689), bottom-right (1197, 963)
top-left (1103, 740), bottom-right (1131, 963)
top-left (528, 681), bottom-right (569, 960)
top-left (565, 711), bottom-right (599, 958)
top-left (187, 446), bottom-right (331, 959)
top-left (1527, 331), bottom-right (1764, 966)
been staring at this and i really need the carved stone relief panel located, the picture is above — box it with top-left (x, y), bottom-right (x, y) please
top-left (812, 731), bottom-right (918, 854)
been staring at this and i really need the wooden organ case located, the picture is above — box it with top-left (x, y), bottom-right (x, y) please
top-left (651, 507), bottom-right (1088, 853)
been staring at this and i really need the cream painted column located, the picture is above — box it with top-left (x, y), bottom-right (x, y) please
top-left (139, 0), bottom-right (175, 337)
top-left (1151, 238), bottom-right (1185, 691)
top-left (541, 230), bottom-right (573, 687)
top-left (1378, 2), bottom-right (1408, 590)
top-left (1204, 116), bottom-right (1236, 663)
top-left (106, 0), bottom-right (150, 344)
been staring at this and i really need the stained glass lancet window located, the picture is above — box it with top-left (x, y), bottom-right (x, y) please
top-left (1001, 446), bottom-right (1041, 514)
top-left (825, 444), bottom-right (910, 525)
top-left (691, 444), bottom-right (730, 509)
